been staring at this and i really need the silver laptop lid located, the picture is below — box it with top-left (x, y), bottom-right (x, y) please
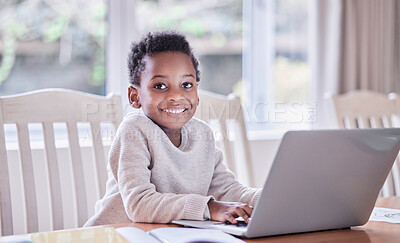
top-left (247, 128), bottom-right (400, 238)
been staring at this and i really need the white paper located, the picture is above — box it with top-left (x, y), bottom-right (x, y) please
top-left (369, 207), bottom-right (400, 223)
top-left (116, 227), bottom-right (159, 243)
top-left (0, 234), bottom-right (31, 243)
top-left (149, 227), bottom-right (245, 243)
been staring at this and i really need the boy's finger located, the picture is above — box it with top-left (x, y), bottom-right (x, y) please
top-left (240, 205), bottom-right (253, 217)
top-left (225, 212), bottom-right (237, 224)
top-left (235, 208), bottom-right (250, 223)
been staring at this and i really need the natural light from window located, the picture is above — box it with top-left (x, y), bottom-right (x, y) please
top-left (0, 0), bottom-right (107, 96)
top-left (0, 0), bottom-right (313, 136)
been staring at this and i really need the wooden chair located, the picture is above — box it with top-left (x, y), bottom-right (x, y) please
top-left (331, 90), bottom-right (400, 197)
top-left (194, 90), bottom-right (255, 187)
top-left (0, 89), bottom-right (123, 236)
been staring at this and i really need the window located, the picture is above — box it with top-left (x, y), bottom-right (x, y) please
top-left (134, 0), bottom-right (243, 96)
top-left (1, 0), bottom-right (314, 133)
top-left (0, 0), bottom-right (108, 148)
top-left (133, 0), bottom-right (313, 133)
top-left (0, 0), bottom-right (107, 96)
top-left (242, 0), bottom-right (313, 132)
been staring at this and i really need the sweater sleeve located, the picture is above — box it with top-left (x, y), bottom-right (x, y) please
top-left (110, 125), bottom-right (212, 223)
top-left (207, 147), bottom-right (261, 207)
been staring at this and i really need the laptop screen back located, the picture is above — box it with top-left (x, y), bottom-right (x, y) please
top-left (247, 128), bottom-right (400, 237)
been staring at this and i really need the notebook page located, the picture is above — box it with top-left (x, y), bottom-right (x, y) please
top-left (116, 227), bottom-right (159, 243)
top-left (149, 227), bottom-right (245, 243)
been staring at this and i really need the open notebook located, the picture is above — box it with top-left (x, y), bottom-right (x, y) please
top-left (0, 226), bottom-right (245, 243)
top-left (117, 227), bottom-right (245, 243)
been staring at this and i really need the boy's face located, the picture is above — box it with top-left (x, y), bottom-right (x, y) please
top-left (129, 51), bottom-right (199, 131)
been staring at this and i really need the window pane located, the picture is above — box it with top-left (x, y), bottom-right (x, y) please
top-left (135, 0), bottom-right (243, 95)
top-left (0, 0), bottom-right (107, 96)
top-left (243, 0), bottom-right (312, 131)
top-left (273, 0), bottom-right (311, 130)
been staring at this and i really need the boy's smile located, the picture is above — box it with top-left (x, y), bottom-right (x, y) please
top-left (129, 51), bottom-right (199, 145)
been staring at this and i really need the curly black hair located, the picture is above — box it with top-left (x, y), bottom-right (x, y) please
top-left (127, 30), bottom-right (200, 86)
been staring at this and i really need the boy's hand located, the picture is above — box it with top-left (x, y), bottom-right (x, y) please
top-left (208, 200), bottom-right (253, 224)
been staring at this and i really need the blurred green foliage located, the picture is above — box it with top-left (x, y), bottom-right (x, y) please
top-left (43, 16), bottom-right (69, 43)
top-left (0, 1), bottom-right (107, 88)
top-left (180, 18), bottom-right (206, 36)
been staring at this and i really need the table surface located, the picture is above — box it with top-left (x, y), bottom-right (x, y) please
top-left (111, 196), bottom-right (400, 243)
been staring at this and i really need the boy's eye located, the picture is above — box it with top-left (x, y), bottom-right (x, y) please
top-left (154, 83), bottom-right (167, 90)
top-left (182, 82), bottom-right (193, 89)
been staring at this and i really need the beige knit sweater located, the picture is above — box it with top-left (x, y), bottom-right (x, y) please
top-left (84, 113), bottom-right (260, 226)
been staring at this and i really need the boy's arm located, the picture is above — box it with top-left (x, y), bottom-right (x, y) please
top-left (111, 127), bottom-right (212, 223)
top-left (207, 147), bottom-right (261, 207)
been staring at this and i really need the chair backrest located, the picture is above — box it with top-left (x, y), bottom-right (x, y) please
top-left (331, 90), bottom-right (400, 197)
top-left (0, 89), bottom-right (123, 236)
top-left (194, 90), bottom-right (255, 187)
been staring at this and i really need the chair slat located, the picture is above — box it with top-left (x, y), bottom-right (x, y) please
top-left (66, 122), bottom-right (88, 227)
top-left (42, 122), bottom-right (63, 230)
top-left (90, 122), bottom-right (107, 198)
top-left (219, 119), bottom-right (236, 175)
top-left (392, 157), bottom-right (400, 196)
top-left (346, 117), bottom-right (358, 129)
top-left (16, 123), bottom-right (38, 233)
top-left (338, 118), bottom-right (346, 129)
top-left (109, 94), bottom-right (123, 131)
top-left (237, 111), bottom-right (255, 186)
top-left (372, 116), bottom-right (384, 128)
top-left (359, 117), bottom-right (372, 128)
top-left (382, 171), bottom-right (395, 197)
top-left (0, 119), bottom-right (13, 236)
top-left (382, 115), bottom-right (392, 128)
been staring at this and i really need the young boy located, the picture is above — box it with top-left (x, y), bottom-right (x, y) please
top-left (84, 31), bottom-right (260, 227)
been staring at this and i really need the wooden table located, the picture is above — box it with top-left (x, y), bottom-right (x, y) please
top-left (112, 197), bottom-right (400, 242)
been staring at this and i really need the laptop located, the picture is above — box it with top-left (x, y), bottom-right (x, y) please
top-left (173, 128), bottom-right (400, 238)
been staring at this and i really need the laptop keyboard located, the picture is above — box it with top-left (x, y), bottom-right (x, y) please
top-left (221, 220), bottom-right (248, 228)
